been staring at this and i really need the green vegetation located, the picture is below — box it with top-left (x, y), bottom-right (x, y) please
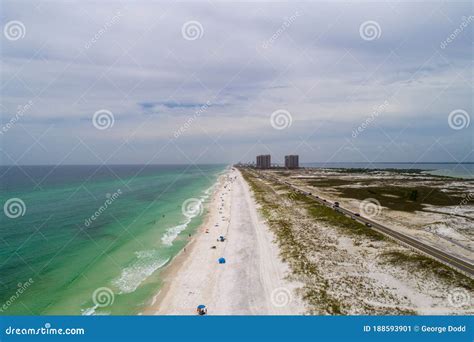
top-left (307, 202), bottom-right (385, 241)
top-left (241, 169), bottom-right (344, 314)
top-left (409, 189), bottom-right (418, 202)
top-left (381, 251), bottom-right (474, 289)
top-left (334, 185), bottom-right (470, 212)
top-left (274, 171), bottom-right (291, 177)
top-left (296, 166), bottom-right (474, 213)
top-left (286, 191), bottom-right (385, 241)
top-left (307, 179), bottom-right (355, 187)
top-left (304, 175), bottom-right (472, 212)
top-left (239, 168), bottom-right (473, 314)
top-left (329, 168), bottom-right (425, 174)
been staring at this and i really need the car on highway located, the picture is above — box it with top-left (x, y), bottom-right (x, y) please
top-left (365, 223), bottom-right (372, 227)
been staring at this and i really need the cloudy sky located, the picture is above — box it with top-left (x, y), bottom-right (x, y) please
top-left (1, 1), bottom-right (472, 165)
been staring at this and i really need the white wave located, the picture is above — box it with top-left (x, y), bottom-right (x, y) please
top-left (161, 219), bottom-right (191, 246)
top-left (82, 306), bottom-right (97, 316)
top-left (161, 187), bottom-right (213, 246)
top-left (135, 250), bottom-right (157, 258)
top-left (81, 305), bottom-right (111, 316)
top-left (112, 251), bottom-right (170, 294)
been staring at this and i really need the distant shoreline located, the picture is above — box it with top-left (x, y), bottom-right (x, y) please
top-left (0, 162), bottom-right (472, 167)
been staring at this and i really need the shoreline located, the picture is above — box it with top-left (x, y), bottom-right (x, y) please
top-left (142, 171), bottom-right (228, 314)
top-left (143, 168), bottom-right (305, 315)
top-left (146, 177), bottom-right (224, 313)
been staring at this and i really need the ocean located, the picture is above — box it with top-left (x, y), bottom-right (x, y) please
top-left (0, 164), bottom-right (226, 315)
top-left (301, 162), bottom-right (474, 179)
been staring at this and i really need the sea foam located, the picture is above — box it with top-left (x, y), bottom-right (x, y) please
top-left (161, 219), bottom-right (191, 246)
top-left (112, 250), bottom-right (170, 294)
top-left (160, 190), bottom-right (212, 246)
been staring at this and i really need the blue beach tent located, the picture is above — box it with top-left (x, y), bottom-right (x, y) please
top-left (218, 257), bottom-right (226, 264)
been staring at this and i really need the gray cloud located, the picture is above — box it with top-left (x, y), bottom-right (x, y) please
top-left (0, 1), bottom-right (472, 165)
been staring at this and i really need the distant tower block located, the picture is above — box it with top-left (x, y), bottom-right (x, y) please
top-left (284, 155), bottom-right (299, 169)
top-left (256, 155), bottom-right (271, 169)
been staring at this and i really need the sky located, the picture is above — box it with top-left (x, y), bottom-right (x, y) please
top-left (0, 1), bottom-right (473, 165)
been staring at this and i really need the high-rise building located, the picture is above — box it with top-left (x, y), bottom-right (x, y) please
top-left (256, 155), bottom-right (271, 169)
top-left (284, 155), bottom-right (299, 169)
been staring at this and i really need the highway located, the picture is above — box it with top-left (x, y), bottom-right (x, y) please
top-left (244, 168), bottom-right (474, 278)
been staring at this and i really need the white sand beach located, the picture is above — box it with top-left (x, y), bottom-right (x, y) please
top-left (145, 168), bottom-right (304, 315)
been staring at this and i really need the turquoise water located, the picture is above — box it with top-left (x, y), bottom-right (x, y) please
top-left (0, 164), bottom-right (226, 315)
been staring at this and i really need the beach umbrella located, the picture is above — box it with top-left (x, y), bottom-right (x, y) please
top-left (218, 257), bottom-right (226, 264)
top-left (197, 304), bottom-right (207, 316)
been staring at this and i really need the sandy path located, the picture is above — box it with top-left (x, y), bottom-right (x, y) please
top-left (146, 168), bottom-right (304, 315)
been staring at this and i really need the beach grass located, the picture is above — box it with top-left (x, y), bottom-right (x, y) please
top-left (381, 251), bottom-right (474, 289)
top-left (241, 169), bottom-right (421, 315)
top-left (240, 168), bottom-right (473, 315)
top-left (242, 170), bottom-right (346, 314)
top-left (286, 190), bottom-right (385, 241)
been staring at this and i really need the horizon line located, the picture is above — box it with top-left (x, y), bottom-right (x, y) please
top-left (0, 161), bottom-right (473, 167)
